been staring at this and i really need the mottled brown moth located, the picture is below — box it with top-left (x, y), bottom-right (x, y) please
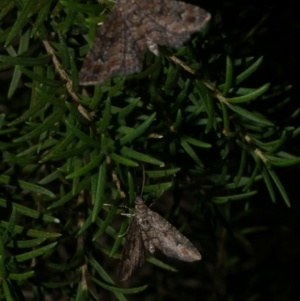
top-left (79, 0), bottom-right (211, 85)
top-left (118, 195), bottom-right (201, 281)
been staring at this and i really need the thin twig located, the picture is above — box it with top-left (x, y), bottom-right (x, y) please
top-left (42, 40), bottom-right (91, 121)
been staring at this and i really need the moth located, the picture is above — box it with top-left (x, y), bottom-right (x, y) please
top-left (118, 195), bottom-right (201, 282)
top-left (79, 0), bottom-right (211, 85)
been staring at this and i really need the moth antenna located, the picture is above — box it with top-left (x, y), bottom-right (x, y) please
top-left (141, 164), bottom-right (145, 196)
top-left (148, 190), bottom-right (164, 208)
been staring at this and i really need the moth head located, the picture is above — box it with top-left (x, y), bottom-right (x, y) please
top-left (134, 196), bottom-right (144, 205)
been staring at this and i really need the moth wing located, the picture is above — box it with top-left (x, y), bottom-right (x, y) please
top-left (148, 210), bottom-right (201, 262)
top-left (118, 217), bottom-right (147, 282)
top-left (130, 0), bottom-right (211, 49)
top-left (79, 7), bottom-right (146, 85)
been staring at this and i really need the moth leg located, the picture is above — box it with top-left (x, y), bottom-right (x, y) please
top-left (121, 213), bottom-right (135, 217)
